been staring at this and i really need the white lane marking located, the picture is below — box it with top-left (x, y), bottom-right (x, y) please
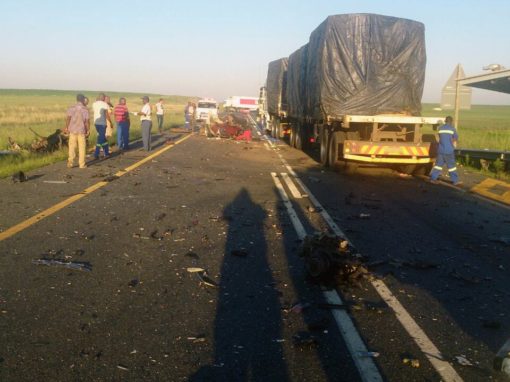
top-left (372, 280), bottom-right (464, 382)
top-left (264, 143), bottom-right (271, 151)
top-left (271, 172), bottom-right (383, 382)
top-left (280, 173), bottom-right (303, 199)
top-left (271, 173), bottom-right (306, 239)
top-left (271, 147), bottom-right (464, 382)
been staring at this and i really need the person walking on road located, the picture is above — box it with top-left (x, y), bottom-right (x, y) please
top-left (430, 116), bottom-right (462, 185)
top-left (155, 98), bottom-right (164, 134)
top-left (136, 96), bottom-right (153, 151)
top-left (64, 94), bottom-right (90, 169)
top-left (92, 93), bottom-right (114, 159)
top-left (114, 97), bottom-right (130, 150)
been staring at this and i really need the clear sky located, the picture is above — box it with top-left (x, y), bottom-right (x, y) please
top-left (1, 0), bottom-right (509, 104)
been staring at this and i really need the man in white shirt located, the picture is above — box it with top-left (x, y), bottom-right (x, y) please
top-left (138, 96), bottom-right (152, 151)
top-left (92, 93), bottom-right (114, 159)
top-left (155, 98), bottom-right (164, 134)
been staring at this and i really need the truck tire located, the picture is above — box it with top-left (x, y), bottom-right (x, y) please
top-left (398, 164), bottom-right (416, 175)
top-left (413, 163), bottom-right (433, 176)
top-left (328, 131), bottom-right (342, 167)
top-left (289, 124), bottom-right (297, 148)
top-left (295, 123), bottom-right (303, 150)
top-left (320, 128), bottom-right (329, 166)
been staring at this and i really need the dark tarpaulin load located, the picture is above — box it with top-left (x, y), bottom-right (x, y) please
top-left (286, 44), bottom-right (309, 119)
top-left (266, 57), bottom-right (288, 116)
top-left (305, 13), bottom-right (426, 120)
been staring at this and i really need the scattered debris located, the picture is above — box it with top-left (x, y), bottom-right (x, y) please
top-left (11, 171), bottom-right (27, 183)
top-left (43, 180), bottom-right (68, 184)
top-left (357, 351), bottom-right (380, 358)
top-left (186, 267), bottom-right (206, 273)
top-left (449, 269), bottom-right (481, 284)
top-left (454, 355), bottom-right (473, 367)
top-left (32, 258), bottom-right (92, 272)
top-left (187, 334), bottom-right (206, 343)
top-left (292, 331), bottom-right (318, 349)
top-left (300, 232), bottom-right (369, 284)
top-left (117, 364), bottom-right (129, 371)
top-left (403, 357), bottom-right (420, 368)
top-left (231, 249), bottom-right (248, 257)
top-left (490, 237), bottom-right (510, 246)
top-left (128, 278), bottom-right (139, 287)
top-left (103, 175), bottom-right (119, 182)
top-left (155, 213), bottom-right (166, 221)
top-left (193, 270), bottom-right (218, 288)
top-left (185, 252), bottom-right (200, 260)
top-left (289, 302), bottom-right (311, 314)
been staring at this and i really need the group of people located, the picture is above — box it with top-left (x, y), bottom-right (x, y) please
top-left (64, 93), bottom-right (165, 168)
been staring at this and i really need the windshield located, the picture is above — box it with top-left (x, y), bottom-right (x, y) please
top-left (198, 102), bottom-right (217, 109)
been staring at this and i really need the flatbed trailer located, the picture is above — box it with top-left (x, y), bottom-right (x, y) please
top-left (314, 114), bottom-right (444, 174)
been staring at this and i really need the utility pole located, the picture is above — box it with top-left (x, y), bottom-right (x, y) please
top-left (453, 64), bottom-right (461, 130)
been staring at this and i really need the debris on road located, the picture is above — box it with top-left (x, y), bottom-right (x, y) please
top-left (292, 331), bottom-right (318, 349)
top-left (454, 355), bottom-right (474, 367)
top-left (43, 180), bottom-right (68, 184)
top-left (32, 258), bottom-right (92, 272)
top-left (117, 364), bottom-right (129, 371)
top-left (300, 232), bottom-right (369, 283)
top-left (357, 351), bottom-right (380, 358)
top-left (187, 334), bottom-right (206, 343)
top-left (128, 278), bottom-right (139, 287)
top-left (402, 357), bottom-right (420, 368)
top-left (231, 249), bottom-right (248, 257)
top-left (193, 270), bottom-right (219, 288)
top-left (186, 267), bottom-right (206, 273)
top-left (288, 302), bottom-right (311, 314)
top-left (155, 213), bottom-right (166, 221)
top-left (11, 171), bottom-right (27, 183)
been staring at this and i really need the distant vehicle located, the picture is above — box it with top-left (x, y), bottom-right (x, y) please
top-left (224, 96), bottom-right (259, 112)
top-left (196, 98), bottom-right (218, 122)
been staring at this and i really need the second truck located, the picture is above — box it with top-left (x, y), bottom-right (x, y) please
top-left (266, 13), bottom-right (443, 174)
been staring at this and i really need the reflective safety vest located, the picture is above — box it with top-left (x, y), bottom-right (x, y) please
top-left (437, 124), bottom-right (458, 154)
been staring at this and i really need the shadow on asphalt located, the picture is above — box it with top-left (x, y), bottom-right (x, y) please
top-left (190, 188), bottom-right (290, 381)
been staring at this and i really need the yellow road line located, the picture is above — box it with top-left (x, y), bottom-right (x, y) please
top-left (470, 178), bottom-right (510, 205)
top-left (0, 134), bottom-right (192, 242)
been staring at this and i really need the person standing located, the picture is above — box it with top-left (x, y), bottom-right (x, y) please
top-left (430, 116), bottom-right (462, 185)
top-left (114, 97), bottom-right (130, 150)
top-left (184, 101), bottom-right (194, 132)
top-left (155, 98), bottom-right (164, 133)
top-left (92, 93), bottom-right (114, 159)
top-left (64, 94), bottom-right (90, 169)
top-left (137, 96), bottom-right (152, 151)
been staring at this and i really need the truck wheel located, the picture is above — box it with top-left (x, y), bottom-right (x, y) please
top-left (342, 161), bottom-right (358, 174)
top-left (398, 164), bottom-right (416, 175)
top-left (328, 131), bottom-right (341, 167)
top-left (413, 163), bottom-right (433, 176)
top-left (289, 125), bottom-right (297, 148)
top-left (295, 123), bottom-right (303, 150)
top-left (320, 128), bottom-right (329, 166)
top-left (299, 123), bottom-right (309, 150)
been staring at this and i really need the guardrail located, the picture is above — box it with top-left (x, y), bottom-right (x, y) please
top-left (455, 148), bottom-right (509, 172)
top-left (455, 148), bottom-right (510, 162)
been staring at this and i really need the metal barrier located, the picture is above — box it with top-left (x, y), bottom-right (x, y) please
top-left (455, 148), bottom-right (510, 162)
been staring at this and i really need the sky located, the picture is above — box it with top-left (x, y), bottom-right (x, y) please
top-left (0, 0), bottom-right (509, 105)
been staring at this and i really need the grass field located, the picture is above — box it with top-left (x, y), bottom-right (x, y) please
top-left (0, 91), bottom-right (508, 177)
top-left (422, 103), bottom-right (510, 151)
top-left (0, 89), bottom-right (192, 177)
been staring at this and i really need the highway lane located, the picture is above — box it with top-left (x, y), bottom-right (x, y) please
top-left (0, 126), bottom-right (509, 381)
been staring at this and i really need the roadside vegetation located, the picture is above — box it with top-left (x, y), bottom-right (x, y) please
top-left (0, 89), bottom-right (188, 177)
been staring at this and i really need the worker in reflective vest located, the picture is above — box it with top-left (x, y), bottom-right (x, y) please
top-left (430, 116), bottom-right (462, 185)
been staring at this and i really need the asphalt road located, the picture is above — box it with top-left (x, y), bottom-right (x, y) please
top-left (0, 126), bottom-right (509, 382)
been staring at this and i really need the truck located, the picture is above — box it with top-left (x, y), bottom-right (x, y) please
top-left (196, 98), bottom-right (218, 122)
top-left (271, 14), bottom-right (443, 174)
top-left (266, 58), bottom-right (289, 139)
top-left (224, 96), bottom-right (259, 112)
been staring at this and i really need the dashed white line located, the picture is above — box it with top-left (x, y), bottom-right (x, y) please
top-left (270, 143), bottom-right (465, 382)
top-left (271, 172), bottom-right (383, 382)
top-left (280, 173), bottom-right (303, 199)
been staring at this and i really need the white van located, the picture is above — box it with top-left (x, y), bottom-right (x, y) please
top-left (196, 98), bottom-right (218, 122)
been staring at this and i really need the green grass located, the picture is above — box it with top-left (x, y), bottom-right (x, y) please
top-left (422, 103), bottom-right (510, 151)
top-left (0, 89), bottom-right (192, 177)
